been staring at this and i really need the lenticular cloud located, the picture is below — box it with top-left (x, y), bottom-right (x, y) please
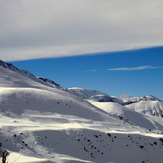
top-left (1, 0), bottom-right (163, 61)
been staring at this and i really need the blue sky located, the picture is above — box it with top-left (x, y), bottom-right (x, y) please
top-left (11, 46), bottom-right (163, 100)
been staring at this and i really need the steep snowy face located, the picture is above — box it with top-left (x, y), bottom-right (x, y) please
top-left (0, 59), bottom-right (60, 88)
top-left (0, 60), bottom-right (36, 79)
top-left (0, 66), bottom-right (43, 88)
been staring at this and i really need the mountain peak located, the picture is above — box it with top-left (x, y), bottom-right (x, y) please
top-left (0, 59), bottom-right (60, 88)
top-left (119, 94), bottom-right (160, 105)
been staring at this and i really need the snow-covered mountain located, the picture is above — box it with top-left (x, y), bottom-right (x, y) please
top-left (119, 94), bottom-right (161, 105)
top-left (67, 88), bottom-right (161, 106)
top-left (0, 60), bottom-right (163, 163)
top-left (0, 60), bottom-right (60, 88)
top-left (126, 101), bottom-right (163, 118)
top-left (67, 87), bottom-right (123, 104)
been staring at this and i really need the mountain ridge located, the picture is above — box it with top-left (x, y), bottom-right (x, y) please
top-left (0, 59), bottom-right (161, 103)
top-left (0, 59), bottom-right (60, 88)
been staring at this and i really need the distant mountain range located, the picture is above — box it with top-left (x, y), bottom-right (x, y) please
top-left (0, 59), bottom-right (161, 104)
top-left (0, 59), bottom-right (163, 163)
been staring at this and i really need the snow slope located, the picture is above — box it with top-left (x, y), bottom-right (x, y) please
top-left (67, 87), bottom-right (123, 104)
top-left (119, 94), bottom-right (161, 105)
top-left (0, 60), bottom-right (60, 88)
top-left (0, 60), bottom-right (163, 163)
top-left (88, 101), bottom-right (163, 133)
top-left (126, 101), bottom-right (163, 118)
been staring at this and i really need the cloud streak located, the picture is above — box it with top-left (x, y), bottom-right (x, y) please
top-left (107, 66), bottom-right (163, 71)
top-left (86, 69), bottom-right (101, 72)
top-left (0, 0), bottom-right (163, 61)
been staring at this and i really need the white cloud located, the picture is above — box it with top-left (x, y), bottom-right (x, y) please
top-left (107, 66), bottom-right (163, 71)
top-left (86, 69), bottom-right (101, 72)
top-left (0, 0), bottom-right (163, 61)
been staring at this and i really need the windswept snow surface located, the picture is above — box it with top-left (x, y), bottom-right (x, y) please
top-left (0, 61), bottom-right (163, 163)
